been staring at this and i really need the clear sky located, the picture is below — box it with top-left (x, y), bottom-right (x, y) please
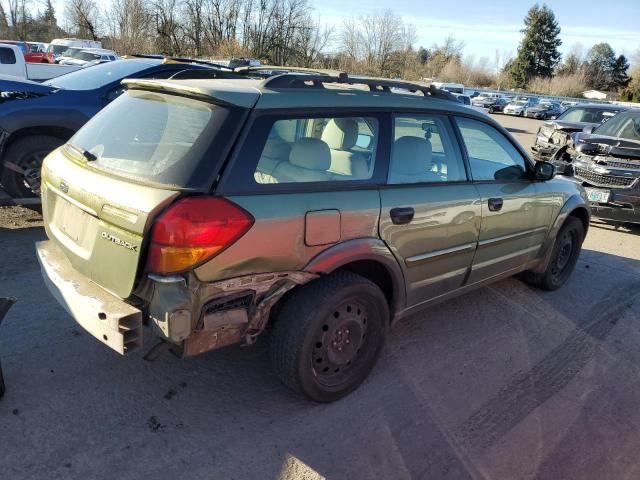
top-left (313, 0), bottom-right (640, 62)
top-left (51, 0), bottom-right (639, 63)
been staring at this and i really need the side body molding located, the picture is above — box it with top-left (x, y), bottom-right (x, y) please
top-left (529, 193), bottom-right (590, 273)
top-left (303, 237), bottom-right (407, 317)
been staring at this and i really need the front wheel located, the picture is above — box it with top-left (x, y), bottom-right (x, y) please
top-left (270, 271), bottom-right (389, 402)
top-left (0, 135), bottom-right (64, 197)
top-left (523, 216), bottom-right (585, 291)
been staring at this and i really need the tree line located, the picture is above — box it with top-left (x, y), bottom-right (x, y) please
top-left (0, 0), bottom-right (636, 101)
top-left (506, 4), bottom-right (633, 98)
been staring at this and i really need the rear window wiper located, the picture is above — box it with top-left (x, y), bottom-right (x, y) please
top-left (67, 143), bottom-right (98, 162)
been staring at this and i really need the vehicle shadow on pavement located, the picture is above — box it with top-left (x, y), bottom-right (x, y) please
top-left (590, 218), bottom-right (640, 236)
top-left (2, 230), bottom-right (640, 479)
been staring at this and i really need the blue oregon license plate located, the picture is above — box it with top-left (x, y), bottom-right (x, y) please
top-left (585, 188), bottom-right (610, 203)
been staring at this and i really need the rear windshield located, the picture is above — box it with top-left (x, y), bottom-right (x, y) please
top-left (559, 107), bottom-right (618, 124)
top-left (44, 60), bottom-right (153, 90)
top-left (46, 44), bottom-right (70, 55)
top-left (593, 110), bottom-right (640, 142)
top-left (68, 90), bottom-right (239, 189)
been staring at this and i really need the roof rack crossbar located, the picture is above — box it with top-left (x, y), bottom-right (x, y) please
top-left (262, 73), bottom-right (458, 102)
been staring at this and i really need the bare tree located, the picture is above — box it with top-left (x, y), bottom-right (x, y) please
top-left (65, 0), bottom-right (100, 40)
top-left (8, 0), bottom-right (29, 40)
top-left (153, 0), bottom-right (183, 54)
top-left (108, 0), bottom-right (153, 54)
top-left (0, 1), bottom-right (11, 39)
top-left (183, 0), bottom-right (205, 56)
top-left (339, 17), bottom-right (360, 71)
top-left (202, 0), bottom-right (243, 52)
top-left (296, 14), bottom-right (333, 67)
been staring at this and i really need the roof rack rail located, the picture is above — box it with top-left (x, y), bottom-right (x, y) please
top-left (262, 72), bottom-right (458, 102)
top-left (128, 54), bottom-right (233, 70)
top-left (234, 65), bottom-right (344, 77)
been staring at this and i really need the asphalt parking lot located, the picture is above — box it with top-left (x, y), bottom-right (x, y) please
top-left (2, 114), bottom-right (640, 480)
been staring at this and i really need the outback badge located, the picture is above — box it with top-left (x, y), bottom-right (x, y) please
top-left (101, 231), bottom-right (138, 252)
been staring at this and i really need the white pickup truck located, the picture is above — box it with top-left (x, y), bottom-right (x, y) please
top-left (0, 43), bottom-right (83, 81)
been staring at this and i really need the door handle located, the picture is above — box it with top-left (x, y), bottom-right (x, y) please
top-left (488, 198), bottom-right (503, 212)
top-left (390, 207), bottom-right (415, 225)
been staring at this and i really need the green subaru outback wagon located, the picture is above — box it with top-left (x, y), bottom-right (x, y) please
top-left (36, 72), bottom-right (589, 402)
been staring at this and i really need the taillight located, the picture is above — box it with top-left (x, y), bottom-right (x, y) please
top-left (147, 197), bottom-right (254, 274)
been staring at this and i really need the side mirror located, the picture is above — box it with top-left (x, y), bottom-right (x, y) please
top-left (582, 125), bottom-right (595, 134)
top-left (534, 161), bottom-right (555, 181)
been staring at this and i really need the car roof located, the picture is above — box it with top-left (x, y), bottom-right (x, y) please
top-left (122, 75), bottom-right (480, 115)
top-left (568, 103), bottom-right (626, 110)
top-left (80, 48), bottom-right (116, 54)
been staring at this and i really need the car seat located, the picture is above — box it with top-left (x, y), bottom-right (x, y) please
top-left (389, 136), bottom-right (439, 183)
top-left (272, 137), bottom-right (333, 183)
top-left (321, 119), bottom-right (369, 179)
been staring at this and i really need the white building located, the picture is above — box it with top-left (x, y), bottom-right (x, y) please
top-left (582, 90), bottom-right (609, 100)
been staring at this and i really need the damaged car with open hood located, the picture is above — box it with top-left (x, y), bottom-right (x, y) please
top-left (532, 103), bottom-right (627, 161)
top-left (552, 108), bottom-right (640, 223)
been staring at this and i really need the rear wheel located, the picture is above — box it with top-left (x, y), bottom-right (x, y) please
top-left (270, 271), bottom-right (389, 402)
top-left (523, 216), bottom-right (585, 291)
top-left (0, 135), bottom-right (64, 197)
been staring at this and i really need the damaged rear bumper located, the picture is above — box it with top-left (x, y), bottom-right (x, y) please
top-left (36, 240), bottom-right (143, 355)
top-left (37, 239), bottom-right (319, 358)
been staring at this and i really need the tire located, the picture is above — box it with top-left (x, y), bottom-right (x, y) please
top-left (0, 135), bottom-right (64, 197)
top-left (523, 216), bottom-right (585, 291)
top-left (270, 271), bottom-right (389, 402)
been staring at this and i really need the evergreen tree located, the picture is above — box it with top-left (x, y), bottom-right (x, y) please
top-left (40, 0), bottom-right (59, 40)
top-left (509, 3), bottom-right (562, 88)
top-left (584, 42), bottom-right (616, 90)
top-left (611, 54), bottom-right (630, 90)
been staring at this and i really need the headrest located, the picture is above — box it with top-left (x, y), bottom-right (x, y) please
top-left (273, 119), bottom-right (298, 143)
top-left (392, 136), bottom-right (433, 175)
top-left (289, 137), bottom-right (331, 171)
top-left (321, 118), bottom-right (359, 150)
top-left (261, 136), bottom-right (291, 160)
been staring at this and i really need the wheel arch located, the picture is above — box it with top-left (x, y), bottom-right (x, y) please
top-left (1, 126), bottom-right (75, 163)
top-left (303, 238), bottom-right (407, 319)
top-left (2, 126), bottom-right (75, 159)
top-left (530, 194), bottom-right (590, 274)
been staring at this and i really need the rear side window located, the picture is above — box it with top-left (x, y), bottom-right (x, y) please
top-left (389, 114), bottom-right (466, 183)
top-left (456, 117), bottom-right (528, 181)
top-left (68, 90), bottom-right (240, 189)
top-left (0, 47), bottom-right (16, 64)
top-left (252, 116), bottom-right (379, 184)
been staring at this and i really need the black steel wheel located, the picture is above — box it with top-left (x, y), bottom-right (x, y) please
top-left (523, 216), bottom-right (585, 291)
top-left (0, 136), bottom-right (63, 197)
top-left (311, 299), bottom-right (370, 388)
top-left (270, 271), bottom-right (389, 402)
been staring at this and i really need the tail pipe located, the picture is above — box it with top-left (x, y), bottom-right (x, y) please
top-left (0, 297), bottom-right (16, 399)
